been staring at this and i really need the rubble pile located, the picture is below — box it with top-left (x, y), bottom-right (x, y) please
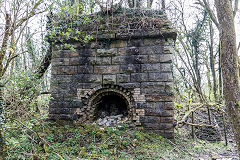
top-left (94, 114), bottom-right (128, 127)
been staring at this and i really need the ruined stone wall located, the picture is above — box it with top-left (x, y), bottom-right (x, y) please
top-left (49, 9), bottom-right (177, 138)
top-left (49, 36), bottom-right (175, 138)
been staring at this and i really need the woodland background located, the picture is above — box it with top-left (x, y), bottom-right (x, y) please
top-left (0, 0), bottom-right (240, 159)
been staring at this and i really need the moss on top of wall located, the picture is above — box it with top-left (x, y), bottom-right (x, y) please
top-left (47, 8), bottom-right (177, 44)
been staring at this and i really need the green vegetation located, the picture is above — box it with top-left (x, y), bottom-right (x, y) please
top-left (1, 0), bottom-right (239, 159)
top-left (5, 115), bottom-right (234, 159)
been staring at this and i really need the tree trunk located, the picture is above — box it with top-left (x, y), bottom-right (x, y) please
top-left (162, 0), bottom-right (166, 12)
top-left (215, 0), bottom-right (240, 156)
top-left (205, 55), bottom-right (212, 100)
top-left (209, 20), bottom-right (217, 101)
top-left (34, 45), bottom-right (52, 79)
top-left (218, 43), bottom-right (223, 100)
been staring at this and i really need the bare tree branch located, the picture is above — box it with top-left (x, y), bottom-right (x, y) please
top-left (183, 122), bottom-right (217, 127)
top-left (177, 104), bottom-right (204, 125)
top-left (196, 0), bottom-right (219, 29)
top-left (233, 0), bottom-right (239, 17)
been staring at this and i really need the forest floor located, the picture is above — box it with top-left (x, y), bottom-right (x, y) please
top-left (4, 116), bottom-right (239, 160)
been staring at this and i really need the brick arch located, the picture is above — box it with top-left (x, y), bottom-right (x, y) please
top-left (87, 85), bottom-right (136, 121)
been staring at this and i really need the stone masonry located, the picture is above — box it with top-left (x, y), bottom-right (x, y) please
top-left (49, 9), bottom-right (177, 138)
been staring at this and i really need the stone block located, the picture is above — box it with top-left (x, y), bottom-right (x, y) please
top-left (141, 63), bottom-right (160, 72)
top-left (52, 58), bottom-right (69, 66)
top-left (149, 54), bottom-right (172, 63)
top-left (148, 72), bottom-right (163, 81)
top-left (69, 57), bottom-right (80, 65)
top-left (52, 51), bottom-right (60, 58)
top-left (163, 46), bottom-right (173, 54)
top-left (69, 50), bottom-right (80, 57)
top-left (48, 114), bottom-right (73, 120)
top-left (103, 75), bottom-right (116, 84)
top-left (164, 102), bottom-right (174, 110)
top-left (159, 123), bottom-right (174, 130)
top-left (51, 93), bottom-right (64, 100)
top-left (142, 123), bottom-right (160, 129)
top-left (127, 39), bottom-right (144, 47)
top-left (160, 54), bottom-right (172, 63)
top-left (51, 66), bottom-right (58, 75)
top-left (73, 74), bottom-right (102, 83)
top-left (49, 101), bottom-right (70, 108)
top-left (145, 94), bottom-right (174, 102)
top-left (161, 117), bottom-right (174, 123)
top-left (49, 108), bottom-right (75, 114)
top-left (145, 108), bottom-right (174, 117)
top-left (90, 42), bottom-right (97, 49)
top-left (49, 100), bottom-right (57, 108)
top-left (62, 90), bottom-right (78, 100)
top-left (90, 40), bottom-right (116, 49)
top-left (52, 50), bottom-right (70, 58)
top-left (77, 49), bottom-right (93, 56)
top-left (139, 46), bottom-right (163, 55)
top-left (69, 57), bottom-right (91, 65)
top-left (71, 42), bottom-right (91, 49)
top-left (144, 102), bottom-right (165, 110)
top-left (165, 82), bottom-right (173, 93)
top-left (87, 75), bottom-right (102, 83)
top-left (94, 65), bottom-right (119, 74)
top-left (139, 116), bottom-right (161, 123)
top-left (77, 65), bottom-right (93, 73)
top-left (141, 82), bottom-right (165, 88)
top-left (163, 73), bottom-right (173, 82)
top-left (69, 100), bottom-right (83, 108)
top-left (71, 74), bottom-right (84, 83)
top-left (148, 72), bottom-right (173, 82)
top-left (120, 64), bottom-right (141, 73)
top-left (161, 63), bottom-right (172, 72)
top-left (89, 57), bottom-right (111, 65)
top-left (118, 82), bottom-right (140, 88)
top-left (58, 66), bottom-right (77, 75)
top-left (126, 47), bottom-right (140, 55)
top-left (142, 122), bottom-right (173, 130)
top-left (110, 40), bottom-right (127, 48)
top-left (117, 74), bottom-right (130, 83)
top-left (96, 48), bottom-right (117, 57)
top-left (144, 39), bottom-right (164, 46)
top-left (79, 83), bottom-right (101, 89)
top-left (141, 82), bottom-right (165, 94)
top-left (112, 56), bottom-right (125, 64)
top-left (128, 55), bottom-right (148, 64)
top-left (118, 48), bottom-right (127, 56)
top-left (131, 73), bottom-right (148, 82)
top-left (57, 82), bottom-right (72, 90)
top-left (148, 54), bottom-right (160, 63)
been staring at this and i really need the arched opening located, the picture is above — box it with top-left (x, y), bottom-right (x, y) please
top-left (94, 93), bottom-right (128, 120)
top-left (92, 91), bottom-right (129, 126)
